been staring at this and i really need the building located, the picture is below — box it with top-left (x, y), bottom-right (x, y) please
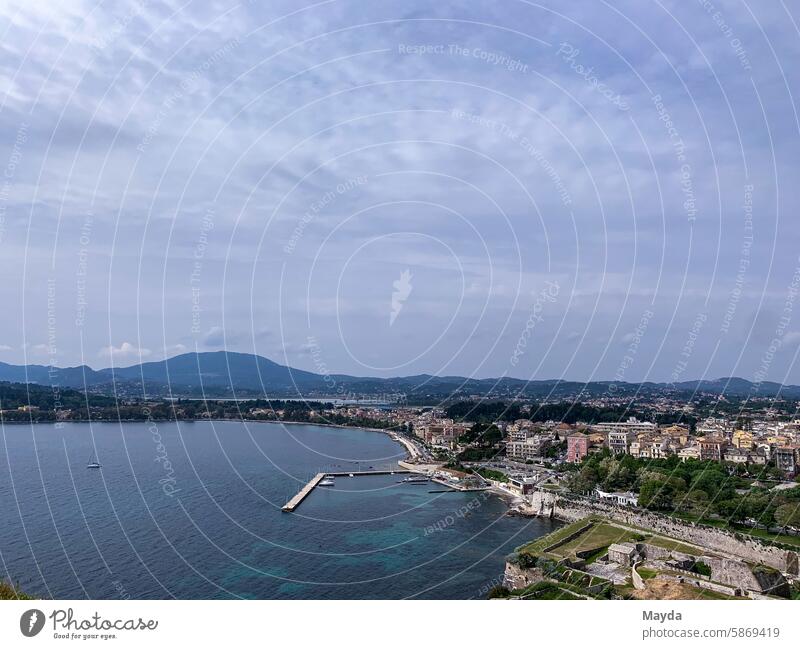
top-left (775, 446), bottom-right (798, 475)
top-left (566, 432), bottom-right (589, 463)
top-left (724, 447), bottom-right (749, 464)
top-left (591, 417), bottom-right (658, 436)
top-left (607, 430), bottom-right (635, 455)
top-left (700, 437), bottom-right (726, 462)
top-left (506, 431), bottom-right (551, 461)
top-left (419, 419), bottom-right (467, 448)
top-left (677, 445), bottom-right (701, 462)
top-left (595, 488), bottom-right (638, 507)
top-left (607, 542), bottom-right (637, 566)
top-left (508, 476), bottom-right (537, 496)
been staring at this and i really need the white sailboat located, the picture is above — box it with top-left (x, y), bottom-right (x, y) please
top-left (86, 452), bottom-right (101, 469)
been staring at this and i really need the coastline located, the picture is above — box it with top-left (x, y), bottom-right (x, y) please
top-left (2, 416), bottom-right (421, 462)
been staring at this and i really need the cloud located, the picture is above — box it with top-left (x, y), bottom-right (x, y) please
top-left (0, 345), bottom-right (11, 352)
top-left (782, 332), bottom-right (800, 346)
top-left (98, 342), bottom-right (152, 360)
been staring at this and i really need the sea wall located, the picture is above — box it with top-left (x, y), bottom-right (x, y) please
top-left (527, 490), bottom-right (800, 576)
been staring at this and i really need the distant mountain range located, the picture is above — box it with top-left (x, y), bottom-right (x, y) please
top-left (0, 351), bottom-right (798, 400)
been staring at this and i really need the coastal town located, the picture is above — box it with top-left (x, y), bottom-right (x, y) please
top-left (4, 379), bottom-right (800, 600)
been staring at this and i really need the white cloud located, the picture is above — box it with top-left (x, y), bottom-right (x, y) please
top-left (98, 342), bottom-right (151, 360)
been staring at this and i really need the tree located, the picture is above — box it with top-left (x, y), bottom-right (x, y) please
top-left (639, 479), bottom-right (676, 511)
top-left (775, 503), bottom-right (800, 529)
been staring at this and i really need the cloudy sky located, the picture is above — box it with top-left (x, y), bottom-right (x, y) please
top-left (1, 0), bottom-right (799, 383)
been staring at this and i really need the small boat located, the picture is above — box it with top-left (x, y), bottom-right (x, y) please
top-left (319, 479), bottom-right (335, 487)
top-left (401, 475), bottom-right (430, 484)
top-left (348, 473), bottom-right (355, 477)
top-left (86, 453), bottom-right (101, 469)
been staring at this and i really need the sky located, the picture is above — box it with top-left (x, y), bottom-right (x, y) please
top-left (0, 0), bottom-right (799, 383)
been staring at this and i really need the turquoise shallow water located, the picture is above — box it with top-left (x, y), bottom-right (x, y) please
top-left (0, 421), bottom-right (557, 599)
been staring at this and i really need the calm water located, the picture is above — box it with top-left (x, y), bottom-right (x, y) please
top-left (0, 421), bottom-right (557, 599)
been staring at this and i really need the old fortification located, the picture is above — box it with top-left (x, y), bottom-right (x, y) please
top-left (524, 489), bottom-right (799, 576)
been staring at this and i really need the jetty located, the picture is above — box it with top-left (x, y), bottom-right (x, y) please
top-left (281, 469), bottom-right (412, 512)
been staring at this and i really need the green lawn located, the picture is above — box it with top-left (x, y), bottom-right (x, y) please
top-left (518, 518), bottom-right (591, 554)
top-left (517, 580), bottom-right (584, 600)
top-left (636, 567), bottom-right (659, 580)
top-left (646, 536), bottom-right (704, 556)
top-left (555, 522), bottom-right (642, 557)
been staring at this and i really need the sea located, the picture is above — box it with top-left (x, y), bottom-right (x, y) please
top-left (0, 421), bottom-right (558, 599)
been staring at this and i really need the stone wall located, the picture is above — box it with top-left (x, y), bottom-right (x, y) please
top-left (527, 490), bottom-right (800, 576)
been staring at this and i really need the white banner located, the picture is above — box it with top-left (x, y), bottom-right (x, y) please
top-left (0, 600), bottom-right (797, 648)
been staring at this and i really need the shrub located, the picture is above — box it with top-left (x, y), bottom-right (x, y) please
top-left (487, 585), bottom-right (510, 599)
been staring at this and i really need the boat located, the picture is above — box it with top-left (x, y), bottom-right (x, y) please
top-left (348, 473), bottom-right (355, 477)
top-left (319, 477), bottom-right (335, 486)
top-left (86, 453), bottom-right (101, 469)
top-left (401, 475), bottom-right (430, 484)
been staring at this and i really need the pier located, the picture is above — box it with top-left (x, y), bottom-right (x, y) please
top-left (281, 469), bottom-right (412, 512)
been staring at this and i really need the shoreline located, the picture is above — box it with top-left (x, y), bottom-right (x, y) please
top-left (2, 416), bottom-right (422, 462)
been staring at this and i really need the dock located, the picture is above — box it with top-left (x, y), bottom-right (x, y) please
top-left (281, 469), bottom-right (412, 512)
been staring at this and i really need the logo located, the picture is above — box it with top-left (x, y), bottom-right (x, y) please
top-left (390, 269), bottom-right (413, 326)
top-left (20, 609), bottom-right (45, 637)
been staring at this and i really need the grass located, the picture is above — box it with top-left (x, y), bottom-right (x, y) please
top-left (0, 580), bottom-right (33, 600)
top-left (555, 522), bottom-right (642, 557)
top-left (636, 567), bottom-right (659, 580)
top-left (517, 580), bottom-right (584, 600)
top-left (646, 536), bottom-right (704, 556)
top-left (667, 512), bottom-right (800, 549)
top-left (518, 518), bottom-right (590, 554)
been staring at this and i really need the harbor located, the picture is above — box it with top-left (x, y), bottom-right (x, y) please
top-left (281, 464), bottom-right (491, 512)
top-left (281, 468), bottom-right (413, 512)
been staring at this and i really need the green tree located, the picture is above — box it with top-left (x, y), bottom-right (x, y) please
top-left (775, 503), bottom-right (800, 529)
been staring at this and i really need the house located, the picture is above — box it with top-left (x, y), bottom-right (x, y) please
top-left (508, 476), bottom-right (537, 496)
top-left (607, 542), bottom-right (637, 566)
top-left (566, 432), bottom-right (589, 463)
top-left (774, 446), bottom-right (798, 475)
top-left (677, 445), bottom-right (701, 462)
top-left (591, 417), bottom-right (658, 436)
top-left (595, 488), bottom-right (638, 507)
top-left (700, 437), bottom-right (727, 461)
top-left (607, 429), bottom-right (635, 455)
top-left (724, 447), bottom-right (750, 464)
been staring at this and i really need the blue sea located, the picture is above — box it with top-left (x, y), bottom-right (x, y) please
top-left (0, 421), bottom-right (557, 599)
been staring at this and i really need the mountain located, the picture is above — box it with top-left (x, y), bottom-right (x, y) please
top-left (0, 352), bottom-right (798, 400)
